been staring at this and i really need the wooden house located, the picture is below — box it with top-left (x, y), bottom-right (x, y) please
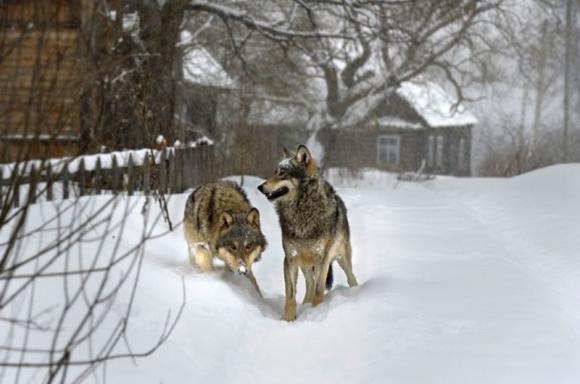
top-left (0, 3), bottom-right (232, 162)
top-left (326, 81), bottom-right (477, 176)
top-left (176, 31), bottom-right (236, 144)
top-left (0, 0), bottom-right (82, 161)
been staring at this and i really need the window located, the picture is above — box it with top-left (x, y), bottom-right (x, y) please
top-left (458, 138), bottom-right (467, 170)
top-left (436, 135), bottom-right (444, 168)
top-left (427, 135), bottom-right (435, 167)
top-left (377, 135), bottom-right (400, 165)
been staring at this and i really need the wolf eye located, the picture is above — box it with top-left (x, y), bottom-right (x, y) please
top-left (245, 243), bottom-right (252, 250)
top-left (230, 244), bottom-right (238, 251)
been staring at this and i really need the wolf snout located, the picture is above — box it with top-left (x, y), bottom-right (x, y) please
top-left (237, 265), bottom-right (247, 275)
top-left (257, 183), bottom-right (265, 193)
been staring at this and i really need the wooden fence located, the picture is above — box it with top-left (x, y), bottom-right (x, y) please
top-left (0, 145), bottom-right (225, 208)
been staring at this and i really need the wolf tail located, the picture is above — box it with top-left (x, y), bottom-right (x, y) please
top-left (325, 264), bottom-right (334, 290)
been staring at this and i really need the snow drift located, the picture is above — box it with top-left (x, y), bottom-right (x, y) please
top-left (2, 164), bottom-right (580, 383)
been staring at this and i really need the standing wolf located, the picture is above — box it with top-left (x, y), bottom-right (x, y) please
top-left (183, 181), bottom-right (267, 296)
top-left (258, 145), bottom-right (358, 321)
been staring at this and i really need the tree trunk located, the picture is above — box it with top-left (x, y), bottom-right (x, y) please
top-left (81, 0), bottom-right (188, 150)
top-left (563, 0), bottom-right (573, 161)
top-left (531, 21), bottom-right (548, 148)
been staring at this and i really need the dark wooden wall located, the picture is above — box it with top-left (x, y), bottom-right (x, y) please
top-left (0, 0), bottom-right (81, 160)
top-left (327, 127), bottom-right (423, 173)
top-left (327, 125), bottom-right (472, 176)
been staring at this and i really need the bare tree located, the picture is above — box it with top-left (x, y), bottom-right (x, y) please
top-left (169, 1), bottom-right (506, 166)
top-left (81, 0), bottom-right (192, 150)
top-left (288, 0), bottom-right (505, 164)
top-left (475, 0), bottom-right (579, 175)
top-left (562, 0), bottom-right (574, 161)
top-left (1, 2), bottom-right (185, 382)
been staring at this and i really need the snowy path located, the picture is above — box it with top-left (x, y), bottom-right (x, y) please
top-left (3, 166), bottom-right (580, 383)
top-left (103, 166), bottom-right (580, 384)
top-left (346, 186), bottom-right (580, 383)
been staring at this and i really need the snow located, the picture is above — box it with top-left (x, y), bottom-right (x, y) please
top-left (189, 135), bottom-right (214, 147)
top-left (0, 149), bottom-right (162, 178)
top-left (375, 116), bottom-right (423, 129)
top-left (181, 31), bottom-right (235, 89)
top-left (306, 131), bottom-right (324, 163)
top-left (1, 140), bottom-right (215, 182)
top-left (341, 88), bottom-right (388, 128)
top-left (122, 12), bottom-right (139, 32)
top-left (397, 81), bottom-right (478, 128)
top-left (278, 158), bottom-right (294, 169)
top-left (2, 165), bottom-right (580, 383)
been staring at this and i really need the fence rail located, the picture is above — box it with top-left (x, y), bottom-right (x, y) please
top-left (0, 145), bottom-right (223, 208)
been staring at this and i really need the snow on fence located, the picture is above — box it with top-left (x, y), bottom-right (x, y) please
top-left (0, 144), bottom-right (221, 207)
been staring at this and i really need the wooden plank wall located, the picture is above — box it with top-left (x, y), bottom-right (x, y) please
top-left (0, 0), bottom-right (81, 159)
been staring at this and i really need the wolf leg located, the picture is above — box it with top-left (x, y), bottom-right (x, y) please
top-left (190, 243), bottom-right (213, 272)
top-left (283, 257), bottom-right (299, 321)
top-left (301, 265), bottom-right (315, 304)
top-left (246, 270), bottom-right (263, 298)
top-left (312, 260), bottom-right (331, 307)
top-left (337, 241), bottom-right (358, 287)
top-left (312, 237), bottom-right (343, 306)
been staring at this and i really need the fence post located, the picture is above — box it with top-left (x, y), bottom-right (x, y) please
top-left (159, 150), bottom-right (167, 194)
top-left (176, 148), bottom-right (184, 193)
top-left (206, 145), bottom-right (217, 181)
top-left (202, 146), bottom-right (211, 184)
top-left (167, 150), bottom-right (176, 193)
top-left (143, 153), bottom-right (151, 195)
top-left (62, 165), bottom-right (70, 200)
top-left (206, 145), bottom-right (214, 181)
top-left (46, 162), bottom-right (53, 202)
top-left (95, 157), bottom-right (102, 195)
top-left (0, 166), bottom-right (3, 206)
top-left (13, 171), bottom-right (20, 208)
top-left (29, 164), bottom-right (37, 204)
top-left (127, 153), bottom-right (135, 196)
top-left (180, 148), bottom-right (188, 190)
top-left (111, 155), bottom-right (120, 193)
top-left (190, 147), bottom-right (199, 188)
top-left (78, 158), bottom-right (86, 196)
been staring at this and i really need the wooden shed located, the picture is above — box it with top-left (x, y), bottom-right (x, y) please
top-left (326, 81), bottom-right (477, 176)
top-left (0, 0), bottom-right (83, 161)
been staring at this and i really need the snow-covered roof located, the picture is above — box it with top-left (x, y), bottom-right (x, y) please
top-left (181, 31), bottom-right (235, 89)
top-left (375, 116), bottom-right (423, 130)
top-left (397, 81), bottom-right (478, 128)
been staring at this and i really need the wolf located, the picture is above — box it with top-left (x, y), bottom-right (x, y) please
top-left (258, 145), bottom-right (358, 321)
top-left (183, 181), bottom-right (267, 296)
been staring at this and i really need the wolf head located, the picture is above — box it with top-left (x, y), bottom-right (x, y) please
top-left (215, 208), bottom-right (267, 275)
top-left (258, 145), bottom-right (318, 203)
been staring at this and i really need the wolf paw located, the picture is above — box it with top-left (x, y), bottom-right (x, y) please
top-left (312, 294), bottom-right (324, 307)
top-left (282, 303), bottom-right (297, 321)
top-left (282, 313), bottom-right (297, 322)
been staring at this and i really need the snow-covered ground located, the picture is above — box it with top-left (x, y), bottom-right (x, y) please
top-left (2, 164), bottom-right (580, 383)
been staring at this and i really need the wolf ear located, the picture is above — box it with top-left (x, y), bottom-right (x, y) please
top-left (283, 147), bottom-right (295, 158)
top-left (246, 208), bottom-right (260, 229)
top-left (221, 212), bottom-right (234, 228)
top-left (295, 145), bottom-right (311, 165)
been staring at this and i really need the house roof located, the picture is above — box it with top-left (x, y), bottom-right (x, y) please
top-left (180, 31), bottom-right (235, 89)
top-left (396, 81), bottom-right (477, 128)
top-left (375, 116), bottom-right (423, 130)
